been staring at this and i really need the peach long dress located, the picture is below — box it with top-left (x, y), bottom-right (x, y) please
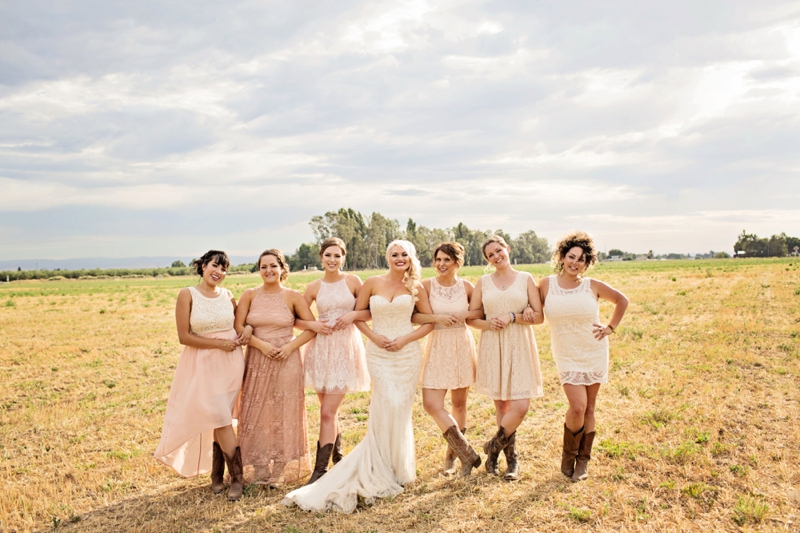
top-left (237, 288), bottom-right (311, 484)
top-left (154, 287), bottom-right (245, 477)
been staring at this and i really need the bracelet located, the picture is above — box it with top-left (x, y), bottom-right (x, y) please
top-left (509, 312), bottom-right (516, 323)
top-left (607, 324), bottom-right (615, 333)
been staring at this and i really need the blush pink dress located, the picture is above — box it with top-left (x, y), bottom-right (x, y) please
top-left (304, 278), bottom-right (370, 393)
top-left (154, 286), bottom-right (244, 477)
top-left (420, 278), bottom-right (476, 389)
top-left (237, 288), bottom-right (311, 484)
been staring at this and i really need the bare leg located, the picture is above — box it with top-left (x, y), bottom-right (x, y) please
top-left (318, 392), bottom-right (346, 445)
top-left (493, 400), bottom-right (510, 428)
top-left (497, 399), bottom-right (530, 434)
top-left (450, 387), bottom-right (469, 430)
top-left (214, 425), bottom-right (237, 457)
top-left (583, 383), bottom-right (601, 433)
top-left (423, 388), bottom-right (458, 432)
top-left (563, 384), bottom-right (588, 433)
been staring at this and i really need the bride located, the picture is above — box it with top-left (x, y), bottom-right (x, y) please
top-left (283, 240), bottom-right (439, 513)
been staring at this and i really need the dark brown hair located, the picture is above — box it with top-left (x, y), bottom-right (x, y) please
top-left (551, 231), bottom-right (598, 274)
top-left (192, 250), bottom-right (230, 276)
top-left (257, 248), bottom-right (290, 282)
top-left (481, 235), bottom-right (510, 260)
top-left (433, 241), bottom-right (465, 268)
top-left (319, 237), bottom-right (347, 257)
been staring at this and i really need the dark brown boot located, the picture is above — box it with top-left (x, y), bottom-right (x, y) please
top-left (443, 426), bottom-right (481, 477)
top-left (211, 442), bottom-right (226, 494)
top-left (571, 431), bottom-right (596, 482)
top-left (224, 446), bottom-right (244, 501)
top-left (443, 427), bottom-right (465, 476)
top-left (332, 433), bottom-right (344, 465)
top-left (307, 441), bottom-right (334, 485)
top-left (503, 431), bottom-right (519, 481)
top-left (483, 427), bottom-right (511, 476)
top-left (561, 424), bottom-right (584, 478)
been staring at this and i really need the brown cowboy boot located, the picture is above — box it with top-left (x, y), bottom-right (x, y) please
top-left (443, 427), bottom-right (466, 476)
top-left (571, 431), bottom-right (596, 482)
top-left (210, 442), bottom-right (226, 494)
top-left (503, 431), bottom-right (519, 481)
top-left (332, 433), bottom-right (344, 465)
top-left (224, 446), bottom-right (244, 501)
top-left (443, 426), bottom-right (481, 477)
top-left (483, 427), bottom-right (511, 476)
top-left (561, 424), bottom-right (584, 478)
top-left (307, 441), bottom-right (334, 485)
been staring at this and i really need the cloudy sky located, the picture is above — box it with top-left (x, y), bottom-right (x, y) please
top-left (2, 0), bottom-right (799, 261)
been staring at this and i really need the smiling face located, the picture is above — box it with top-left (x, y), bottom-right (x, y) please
top-left (202, 259), bottom-right (228, 287)
top-left (388, 245), bottom-right (410, 274)
top-left (259, 254), bottom-right (283, 284)
top-left (434, 250), bottom-right (458, 278)
top-left (321, 245), bottom-right (344, 273)
top-left (483, 242), bottom-right (511, 269)
top-left (562, 246), bottom-right (588, 276)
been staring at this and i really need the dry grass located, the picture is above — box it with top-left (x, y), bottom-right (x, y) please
top-left (1, 259), bottom-right (798, 532)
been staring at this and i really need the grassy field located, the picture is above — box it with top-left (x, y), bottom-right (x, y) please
top-left (1, 259), bottom-right (798, 532)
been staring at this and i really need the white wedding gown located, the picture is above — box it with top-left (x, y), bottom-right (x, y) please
top-left (282, 294), bottom-right (421, 513)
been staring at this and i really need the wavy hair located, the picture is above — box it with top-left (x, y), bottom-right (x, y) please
top-left (551, 230), bottom-right (598, 274)
top-left (192, 250), bottom-right (230, 276)
top-left (385, 239), bottom-right (421, 303)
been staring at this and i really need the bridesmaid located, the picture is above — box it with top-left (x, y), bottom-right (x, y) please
top-left (539, 231), bottom-right (628, 482)
top-left (411, 242), bottom-right (481, 476)
top-left (300, 238), bottom-right (370, 484)
top-left (234, 249), bottom-right (317, 487)
top-left (467, 235), bottom-right (544, 481)
top-left (154, 250), bottom-right (249, 501)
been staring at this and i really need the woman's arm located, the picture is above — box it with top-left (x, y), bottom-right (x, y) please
top-left (591, 279), bottom-right (629, 340)
top-left (466, 278), bottom-right (490, 330)
top-left (234, 288), bottom-right (277, 356)
top-left (516, 274), bottom-right (544, 325)
top-left (230, 294), bottom-right (253, 344)
top-left (385, 283), bottom-right (435, 351)
top-left (295, 280), bottom-right (334, 334)
top-left (176, 288), bottom-right (238, 351)
top-left (353, 277), bottom-right (391, 348)
top-left (274, 291), bottom-right (318, 360)
top-left (333, 275), bottom-right (372, 331)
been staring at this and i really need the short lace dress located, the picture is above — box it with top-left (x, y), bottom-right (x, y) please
top-left (475, 272), bottom-right (543, 400)
top-left (237, 289), bottom-right (311, 484)
top-left (420, 278), bottom-right (476, 390)
top-left (304, 278), bottom-right (370, 393)
top-left (544, 275), bottom-right (609, 386)
top-left (154, 287), bottom-right (245, 477)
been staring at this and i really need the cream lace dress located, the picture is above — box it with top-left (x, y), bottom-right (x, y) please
top-left (475, 272), bottom-right (543, 400)
top-left (304, 278), bottom-right (370, 393)
top-left (544, 275), bottom-right (609, 385)
top-left (154, 287), bottom-right (245, 477)
top-left (421, 278), bottom-right (476, 389)
top-left (282, 294), bottom-right (422, 513)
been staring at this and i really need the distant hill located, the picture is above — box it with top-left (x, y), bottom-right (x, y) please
top-left (0, 256), bottom-right (256, 271)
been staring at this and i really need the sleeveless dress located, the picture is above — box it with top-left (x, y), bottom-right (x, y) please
top-left (544, 275), bottom-right (609, 385)
top-left (282, 294), bottom-right (422, 513)
top-left (304, 278), bottom-right (370, 393)
top-left (154, 287), bottom-right (244, 477)
top-left (420, 278), bottom-right (476, 389)
top-left (237, 289), bottom-right (311, 484)
top-left (475, 272), bottom-right (543, 400)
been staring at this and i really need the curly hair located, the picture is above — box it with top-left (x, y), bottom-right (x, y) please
top-left (433, 241), bottom-right (465, 268)
top-left (386, 239), bottom-right (421, 303)
top-left (192, 250), bottom-right (230, 276)
top-left (551, 231), bottom-right (598, 274)
top-left (481, 235), bottom-right (510, 260)
top-left (257, 248), bottom-right (290, 282)
top-left (319, 237), bottom-right (347, 257)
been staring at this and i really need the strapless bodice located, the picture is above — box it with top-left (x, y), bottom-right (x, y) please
top-left (369, 294), bottom-right (415, 338)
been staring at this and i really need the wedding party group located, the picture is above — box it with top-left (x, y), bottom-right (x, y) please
top-left (153, 230), bottom-right (629, 513)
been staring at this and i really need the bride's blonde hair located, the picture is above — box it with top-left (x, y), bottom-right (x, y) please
top-left (385, 239), bottom-right (421, 303)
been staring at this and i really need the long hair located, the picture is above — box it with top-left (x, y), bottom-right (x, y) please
top-left (385, 239), bottom-right (421, 303)
top-left (551, 231), bottom-right (598, 274)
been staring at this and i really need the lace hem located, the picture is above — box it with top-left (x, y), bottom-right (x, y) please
top-left (559, 371), bottom-right (607, 386)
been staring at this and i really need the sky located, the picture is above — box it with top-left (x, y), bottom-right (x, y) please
top-left (2, 0), bottom-right (800, 262)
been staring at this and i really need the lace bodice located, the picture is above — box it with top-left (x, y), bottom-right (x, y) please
top-left (544, 276), bottom-right (600, 326)
top-left (369, 295), bottom-right (415, 339)
top-left (316, 278), bottom-right (356, 321)
top-left (429, 278), bottom-right (468, 330)
top-left (481, 272), bottom-right (530, 316)
top-left (188, 287), bottom-right (235, 334)
top-left (247, 289), bottom-right (295, 341)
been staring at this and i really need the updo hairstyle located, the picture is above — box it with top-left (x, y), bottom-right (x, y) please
top-left (433, 241), bottom-right (465, 268)
top-left (192, 250), bottom-right (230, 276)
top-left (319, 237), bottom-right (347, 257)
top-left (257, 248), bottom-right (290, 282)
top-left (481, 235), bottom-right (510, 260)
top-left (551, 231), bottom-right (598, 274)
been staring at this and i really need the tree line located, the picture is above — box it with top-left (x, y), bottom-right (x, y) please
top-left (284, 208), bottom-right (550, 271)
top-left (734, 230), bottom-right (800, 258)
